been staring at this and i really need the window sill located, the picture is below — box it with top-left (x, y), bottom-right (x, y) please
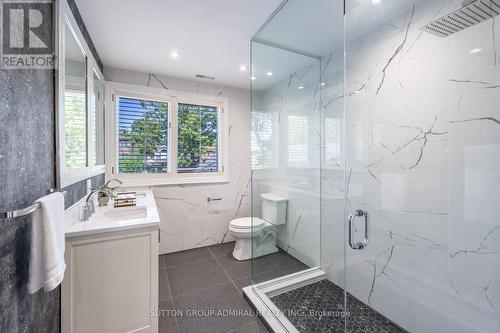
top-left (115, 176), bottom-right (230, 187)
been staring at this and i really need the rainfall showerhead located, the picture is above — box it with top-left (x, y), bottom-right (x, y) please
top-left (421, 0), bottom-right (500, 37)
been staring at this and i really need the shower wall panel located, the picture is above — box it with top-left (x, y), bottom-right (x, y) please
top-left (251, 42), bottom-right (321, 268)
top-left (320, 0), bottom-right (500, 332)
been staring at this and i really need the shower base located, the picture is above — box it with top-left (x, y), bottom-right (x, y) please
top-left (270, 280), bottom-right (407, 333)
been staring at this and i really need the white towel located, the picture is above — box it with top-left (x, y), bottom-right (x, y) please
top-left (28, 192), bottom-right (66, 294)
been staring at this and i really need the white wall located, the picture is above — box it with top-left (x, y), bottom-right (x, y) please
top-left (105, 67), bottom-right (251, 253)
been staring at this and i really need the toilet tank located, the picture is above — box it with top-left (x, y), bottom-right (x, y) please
top-left (260, 193), bottom-right (288, 225)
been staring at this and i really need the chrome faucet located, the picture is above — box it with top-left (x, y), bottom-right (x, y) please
top-left (81, 188), bottom-right (113, 222)
top-left (105, 178), bottom-right (123, 186)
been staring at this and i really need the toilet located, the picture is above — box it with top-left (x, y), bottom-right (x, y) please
top-left (229, 193), bottom-right (288, 261)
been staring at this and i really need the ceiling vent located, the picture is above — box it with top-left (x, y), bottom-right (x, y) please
top-left (421, 0), bottom-right (500, 37)
top-left (195, 74), bottom-right (216, 80)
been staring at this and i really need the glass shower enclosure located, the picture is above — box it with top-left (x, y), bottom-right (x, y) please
top-left (247, 0), bottom-right (500, 333)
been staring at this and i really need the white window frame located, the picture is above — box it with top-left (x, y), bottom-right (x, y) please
top-left (106, 82), bottom-right (229, 186)
top-left (56, 0), bottom-right (106, 188)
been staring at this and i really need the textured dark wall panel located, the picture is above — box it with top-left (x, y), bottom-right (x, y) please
top-left (63, 172), bottom-right (105, 209)
top-left (0, 68), bottom-right (60, 332)
top-left (0, 1), bottom-right (105, 330)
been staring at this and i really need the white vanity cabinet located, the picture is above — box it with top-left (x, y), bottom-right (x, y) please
top-left (62, 226), bottom-right (159, 333)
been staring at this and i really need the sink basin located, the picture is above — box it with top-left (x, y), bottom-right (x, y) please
top-left (101, 206), bottom-right (147, 222)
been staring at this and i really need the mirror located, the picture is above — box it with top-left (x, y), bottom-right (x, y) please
top-left (57, 11), bottom-right (106, 188)
top-left (93, 70), bottom-right (105, 165)
top-left (64, 23), bottom-right (88, 168)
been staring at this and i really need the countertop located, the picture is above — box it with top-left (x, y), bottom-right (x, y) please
top-left (65, 188), bottom-right (160, 238)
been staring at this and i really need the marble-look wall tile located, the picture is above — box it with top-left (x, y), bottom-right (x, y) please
top-left (250, 45), bottom-right (322, 268)
top-left (105, 67), bottom-right (251, 253)
top-left (319, 0), bottom-right (500, 332)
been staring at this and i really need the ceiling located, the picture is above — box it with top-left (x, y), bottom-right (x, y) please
top-left (75, 0), bottom-right (420, 91)
top-left (75, 0), bottom-right (283, 89)
top-left (254, 0), bottom-right (420, 57)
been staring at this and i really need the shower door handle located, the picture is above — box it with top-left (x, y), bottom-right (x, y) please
top-left (348, 210), bottom-right (370, 250)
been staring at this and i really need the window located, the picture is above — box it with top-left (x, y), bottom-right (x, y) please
top-left (177, 103), bottom-right (219, 173)
top-left (64, 89), bottom-right (87, 168)
top-left (325, 117), bottom-right (342, 166)
top-left (251, 111), bottom-right (278, 169)
top-left (117, 97), bottom-right (169, 173)
top-left (288, 115), bottom-right (308, 167)
top-left (110, 85), bottom-right (227, 185)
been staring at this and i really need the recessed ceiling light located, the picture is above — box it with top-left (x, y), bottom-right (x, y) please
top-left (266, 71), bottom-right (273, 76)
top-left (171, 50), bottom-right (180, 58)
top-left (320, 82), bottom-right (326, 86)
top-left (251, 76), bottom-right (256, 81)
top-left (240, 65), bottom-right (247, 72)
top-left (297, 86), bottom-right (304, 90)
top-left (469, 48), bottom-right (482, 54)
top-left (372, 0), bottom-right (381, 4)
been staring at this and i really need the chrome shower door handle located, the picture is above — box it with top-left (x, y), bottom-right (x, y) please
top-left (348, 209), bottom-right (370, 250)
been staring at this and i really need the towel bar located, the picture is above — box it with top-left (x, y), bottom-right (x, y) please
top-left (1, 190), bottom-right (67, 219)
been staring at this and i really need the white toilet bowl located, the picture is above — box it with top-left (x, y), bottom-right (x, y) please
top-left (230, 193), bottom-right (288, 261)
top-left (229, 217), bottom-right (278, 261)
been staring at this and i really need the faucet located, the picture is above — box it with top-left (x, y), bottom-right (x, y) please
top-left (81, 188), bottom-right (114, 222)
top-left (105, 178), bottom-right (123, 186)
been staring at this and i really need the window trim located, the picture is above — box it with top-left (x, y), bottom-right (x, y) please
top-left (56, 0), bottom-right (106, 188)
top-left (106, 82), bottom-right (229, 186)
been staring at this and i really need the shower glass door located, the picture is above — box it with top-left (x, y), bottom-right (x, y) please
top-left (344, 0), bottom-right (500, 332)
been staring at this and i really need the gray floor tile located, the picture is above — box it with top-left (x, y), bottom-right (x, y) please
top-left (266, 250), bottom-right (306, 268)
top-left (252, 269), bottom-right (284, 284)
top-left (158, 298), bottom-right (178, 333)
top-left (279, 262), bottom-right (309, 275)
top-left (173, 283), bottom-right (256, 333)
top-left (227, 320), bottom-right (268, 333)
top-left (164, 247), bottom-right (213, 267)
top-left (233, 276), bottom-right (252, 291)
top-left (167, 258), bottom-right (230, 297)
top-left (208, 241), bottom-right (236, 257)
top-left (216, 253), bottom-right (278, 280)
top-left (233, 269), bottom-right (284, 292)
top-left (159, 257), bottom-right (172, 301)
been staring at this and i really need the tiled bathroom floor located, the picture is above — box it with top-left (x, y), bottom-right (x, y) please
top-left (158, 241), bottom-right (309, 333)
top-left (271, 280), bottom-right (407, 333)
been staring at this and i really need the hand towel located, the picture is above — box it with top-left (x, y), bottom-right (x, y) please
top-left (28, 192), bottom-right (66, 294)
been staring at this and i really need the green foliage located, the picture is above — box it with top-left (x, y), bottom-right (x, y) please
top-left (118, 100), bottom-right (218, 173)
top-left (177, 104), bottom-right (217, 169)
top-left (92, 183), bottom-right (118, 198)
top-left (119, 100), bottom-right (168, 172)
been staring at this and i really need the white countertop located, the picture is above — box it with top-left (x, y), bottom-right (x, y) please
top-left (65, 188), bottom-right (160, 238)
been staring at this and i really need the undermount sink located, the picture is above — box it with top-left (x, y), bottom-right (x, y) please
top-left (101, 206), bottom-right (147, 222)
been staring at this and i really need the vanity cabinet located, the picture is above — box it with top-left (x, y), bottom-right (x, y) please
top-left (62, 227), bottom-right (159, 333)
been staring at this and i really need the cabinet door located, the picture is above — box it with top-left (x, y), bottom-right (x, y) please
top-left (66, 231), bottom-right (156, 333)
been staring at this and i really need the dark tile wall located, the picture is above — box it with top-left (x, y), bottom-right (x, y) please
top-left (63, 173), bottom-right (106, 209)
top-left (0, 1), bottom-right (104, 331)
top-left (0, 67), bottom-right (60, 333)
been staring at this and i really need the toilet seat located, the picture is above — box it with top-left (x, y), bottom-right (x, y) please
top-left (230, 217), bottom-right (266, 231)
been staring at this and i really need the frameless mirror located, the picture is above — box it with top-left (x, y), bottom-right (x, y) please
top-left (63, 23), bottom-right (88, 168)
